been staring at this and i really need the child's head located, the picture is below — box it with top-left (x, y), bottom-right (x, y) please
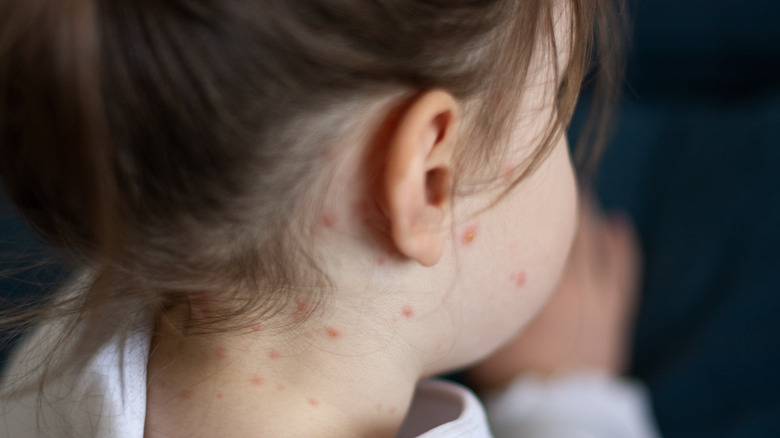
top-left (1, 0), bottom-right (619, 372)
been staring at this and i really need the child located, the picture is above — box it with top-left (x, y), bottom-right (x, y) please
top-left (0, 0), bottom-right (659, 436)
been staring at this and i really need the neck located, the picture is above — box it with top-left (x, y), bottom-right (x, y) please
top-left (144, 299), bottom-right (431, 438)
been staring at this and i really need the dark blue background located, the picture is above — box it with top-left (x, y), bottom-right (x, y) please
top-left (580, 1), bottom-right (780, 436)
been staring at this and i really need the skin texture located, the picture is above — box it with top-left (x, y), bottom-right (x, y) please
top-left (144, 13), bottom-right (582, 438)
top-left (467, 198), bottom-right (641, 390)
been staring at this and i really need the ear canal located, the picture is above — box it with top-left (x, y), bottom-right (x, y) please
top-left (425, 167), bottom-right (451, 206)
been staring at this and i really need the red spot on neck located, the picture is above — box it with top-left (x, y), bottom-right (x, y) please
top-left (180, 389), bottom-right (194, 400)
top-left (510, 271), bottom-right (527, 288)
top-left (320, 213), bottom-right (337, 229)
top-left (502, 163), bottom-right (515, 183)
top-left (461, 224), bottom-right (479, 246)
top-left (307, 397), bottom-right (320, 407)
top-left (216, 392), bottom-right (224, 400)
top-left (292, 300), bottom-right (310, 322)
top-left (376, 255), bottom-right (386, 266)
top-left (268, 350), bottom-right (281, 360)
top-left (401, 305), bottom-right (415, 319)
top-left (250, 323), bottom-right (262, 332)
top-left (215, 347), bottom-right (228, 359)
top-left (191, 296), bottom-right (215, 319)
top-left (325, 326), bottom-right (341, 339)
top-left (250, 375), bottom-right (264, 386)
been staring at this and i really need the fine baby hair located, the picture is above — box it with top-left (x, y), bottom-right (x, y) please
top-left (0, 0), bottom-right (627, 437)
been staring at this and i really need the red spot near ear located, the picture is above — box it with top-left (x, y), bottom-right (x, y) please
top-left (307, 397), bottom-right (320, 407)
top-left (376, 403), bottom-right (383, 412)
top-left (376, 255), bottom-right (386, 266)
top-left (292, 300), bottom-right (310, 322)
top-left (250, 375), bottom-right (264, 386)
top-left (502, 163), bottom-right (515, 183)
top-left (320, 213), bottom-right (337, 229)
top-left (250, 323), bottom-right (262, 332)
top-left (325, 326), bottom-right (341, 339)
top-left (277, 384), bottom-right (285, 391)
top-left (510, 271), bottom-right (527, 288)
top-left (216, 392), bottom-right (224, 400)
top-left (402, 305), bottom-right (415, 319)
top-left (216, 347), bottom-right (228, 359)
top-left (461, 224), bottom-right (479, 246)
top-left (180, 389), bottom-right (194, 400)
top-left (190, 296), bottom-right (215, 320)
top-left (268, 350), bottom-right (281, 360)
top-left (389, 406), bottom-right (397, 414)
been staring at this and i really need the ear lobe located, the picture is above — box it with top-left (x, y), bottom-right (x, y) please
top-left (381, 90), bottom-right (460, 267)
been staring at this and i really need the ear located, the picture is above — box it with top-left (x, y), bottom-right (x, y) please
top-left (381, 90), bottom-right (460, 267)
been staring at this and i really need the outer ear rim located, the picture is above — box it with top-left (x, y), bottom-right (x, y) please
top-left (381, 89), bottom-right (460, 267)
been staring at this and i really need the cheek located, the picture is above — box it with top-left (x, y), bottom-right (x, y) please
top-left (445, 205), bottom-right (543, 358)
top-left (453, 144), bottom-right (578, 354)
top-left (514, 145), bottom-right (578, 302)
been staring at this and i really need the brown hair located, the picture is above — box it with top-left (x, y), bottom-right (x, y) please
top-left (0, 0), bottom-right (623, 375)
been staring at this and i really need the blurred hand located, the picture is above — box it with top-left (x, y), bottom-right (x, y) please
top-left (467, 197), bottom-right (642, 390)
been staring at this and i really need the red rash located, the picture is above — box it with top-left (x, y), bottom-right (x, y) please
top-left (215, 347), bottom-right (228, 359)
top-left (502, 163), bottom-right (515, 183)
top-left (376, 255), bottom-right (386, 266)
top-left (250, 375), bottom-right (264, 386)
top-left (250, 323), bottom-right (262, 332)
top-left (461, 224), bottom-right (479, 246)
top-left (402, 305), bottom-right (414, 319)
top-left (268, 350), bottom-right (281, 360)
top-left (320, 213), bottom-right (337, 229)
top-left (191, 297), bottom-right (214, 320)
top-left (180, 389), bottom-right (194, 400)
top-left (307, 397), bottom-right (320, 407)
top-left (216, 392), bottom-right (224, 400)
top-left (325, 326), bottom-right (341, 339)
top-left (292, 300), bottom-right (310, 323)
top-left (510, 271), bottom-right (527, 288)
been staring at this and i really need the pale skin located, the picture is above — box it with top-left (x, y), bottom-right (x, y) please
top-left (467, 197), bottom-right (641, 390)
top-left (144, 15), bottom-right (638, 438)
top-left (145, 89), bottom-right (576, 437)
